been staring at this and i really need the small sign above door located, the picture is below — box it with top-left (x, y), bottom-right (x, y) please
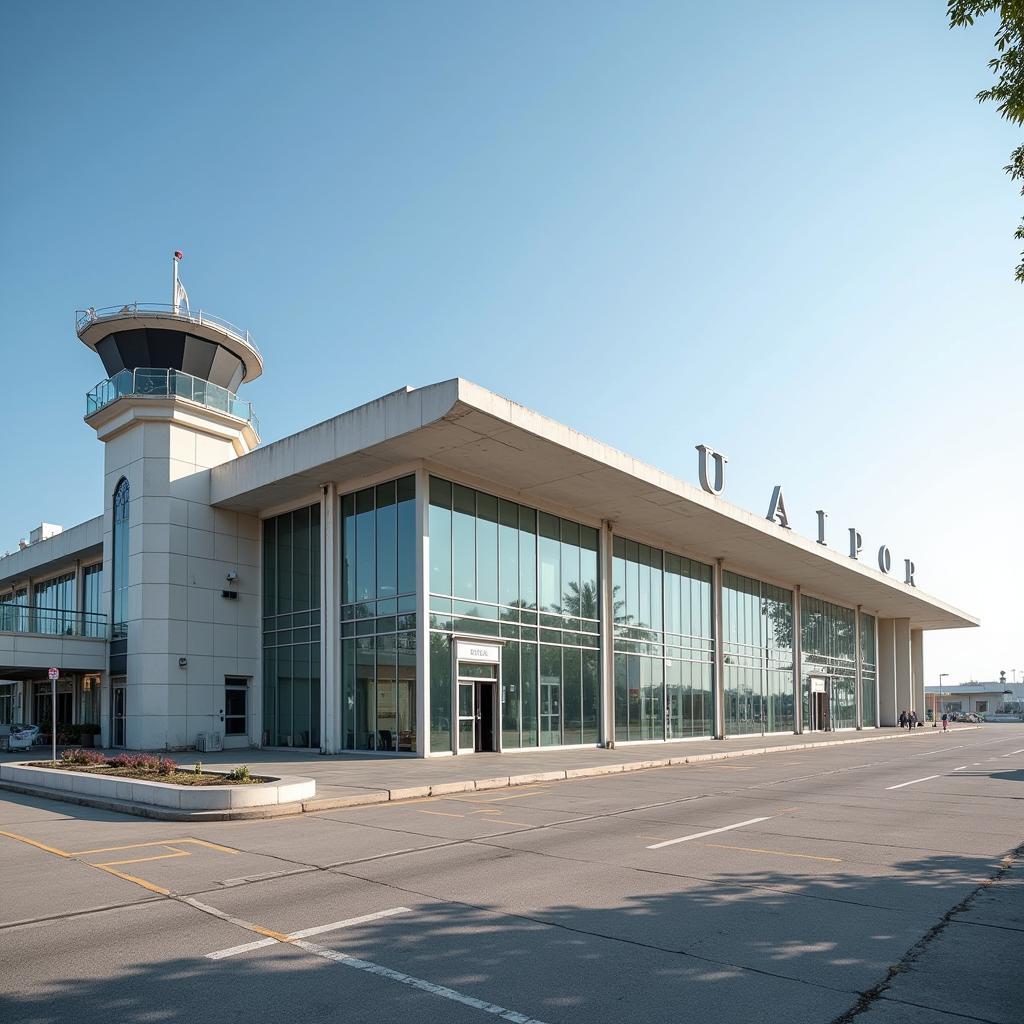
top-left (810, 676), bottom-right (827, 693)
top-left (456, 640), bottom-right (501, 664)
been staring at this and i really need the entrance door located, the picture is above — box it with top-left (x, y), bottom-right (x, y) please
top-left (112, 683), bottom-right (126, 748)
top-left (809, 677), bottom-right (831, 732)
top-left (456, 659), bottom-right (499, 753)
top-left (474, 681), bottom-right (497, 753)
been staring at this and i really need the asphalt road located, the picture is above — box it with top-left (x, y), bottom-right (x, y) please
top-left (1, 726), bottom-right (1022, 1024)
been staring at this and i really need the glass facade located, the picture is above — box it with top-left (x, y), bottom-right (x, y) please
top-left (0, 588), bottom-right (28, 633)
top-left (33, 573), bottom-right (75, 635)
top-left (613, 539), bottom-right (714, 742)
top-left (262, 503), bottom-right (321, 747)
top-left (83, 563), bottom-right (103, 637)
top-left (860, 612), bottom-right (877, 727)
top-left (722, 572), bottom-right (794, 735)
top-left (428, 477), bottom-right (600, 753)
top-left (112, 478), bottom-right (129, 638)
top-left (801, 595), bottom-right (857, 729)
top-left (340, 476), bottom-right (417, 752)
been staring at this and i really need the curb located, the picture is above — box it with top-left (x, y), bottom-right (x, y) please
top-left (0, 726), bottom-right (979, 821)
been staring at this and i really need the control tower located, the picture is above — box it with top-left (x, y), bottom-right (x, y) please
top-left (77, 254), bottom-right (263, 750)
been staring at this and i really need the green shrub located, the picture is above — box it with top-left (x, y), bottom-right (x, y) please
top-left (227, 764), bottom-right (250, 782)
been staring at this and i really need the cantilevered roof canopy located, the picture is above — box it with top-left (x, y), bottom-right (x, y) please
top-left (210, 379), bottom-right (978, 632)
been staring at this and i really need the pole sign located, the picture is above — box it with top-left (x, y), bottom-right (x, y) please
top-left (48, 667), bottom-right (59, 763)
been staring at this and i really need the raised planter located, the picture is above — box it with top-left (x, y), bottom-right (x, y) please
top-left (0, 761), bottom-right (315, 811)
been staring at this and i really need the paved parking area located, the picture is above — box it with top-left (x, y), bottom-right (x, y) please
top-left (1, 725), bottom-right (1021, 1023)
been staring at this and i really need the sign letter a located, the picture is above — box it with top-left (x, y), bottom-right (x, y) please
top-left (766, 485), bottom-right (791, 529)
top-left (695, 445), bottom-right (727, 495)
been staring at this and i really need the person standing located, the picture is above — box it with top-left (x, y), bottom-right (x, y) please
top-left (942, 712), bottom-right (949, 732)
top-left (910, 710), bottom-right (918, 729)
top-left (899, 710), bottom-right (908, 730)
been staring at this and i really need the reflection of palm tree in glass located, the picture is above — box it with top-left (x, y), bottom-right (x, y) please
top-left (561, 582), bottom-right (628, 626)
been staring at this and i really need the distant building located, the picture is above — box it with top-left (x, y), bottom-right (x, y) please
top-left (925, 682), bottom-right (1024, 718)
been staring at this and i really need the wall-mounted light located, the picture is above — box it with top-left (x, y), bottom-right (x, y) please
top-left (226, 570), bottom-right (238, 583)
top-left (178, 657), bottom-right (188, 669)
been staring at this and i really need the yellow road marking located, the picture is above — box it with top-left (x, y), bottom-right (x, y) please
top-left (0, 831), bottom-right (70, 857)
top-left (96, 849), bottom-right (191, 868)
top-left (494, 820), bottom-right (534, 827)
top-left (417, 810), bottom-right (464, 818)
top-left (93, 864), bottom-right (171, 895)
top-left (701, 842), bottom-right (841, 863)
top-left (69, 837), bottom-right (239, 856)
top-left (468, 809), bottom-right (503, 815)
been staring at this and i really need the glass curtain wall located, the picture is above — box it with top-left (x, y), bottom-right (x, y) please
top-left (612, 539), bottom-right (714, 742)
top-left (801, 595), bottom-right (857, 729)
top-left (722, 572), bottom-right (794, 735)
top-left (340, 476), bottom-right (417, 752)
top-left (33, 573), bottom-right (75, 635)
top-left (112, 478), bottom-right (129, 638)
top-left (0, 589), bottom-right (28, 632)
top-left (860, 613), bottom-right (877, 727)
top-left (428, 477), bottom-right (600, 753)
top-left (83, 563), bottom-right (103, 637)
top-left (262, 504), bottom-right (321, 747)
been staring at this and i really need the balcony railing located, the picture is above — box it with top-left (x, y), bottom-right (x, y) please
top-left (75, 303), bottom-right (261, 362)
top-left (85, 367), bottom-right (259, 434)
top-left (0, 605), bottom-right (108, 639)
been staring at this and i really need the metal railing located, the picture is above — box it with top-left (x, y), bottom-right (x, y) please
top-left (85, 367), bottom-right (259, 434)
top-left (75, 303), bottom-right (261, 361)
top-left (0, 605), bottom-right (108, 639)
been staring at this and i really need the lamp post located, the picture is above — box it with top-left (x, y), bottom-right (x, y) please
top-left (936, 672), bottom-right (949, 728)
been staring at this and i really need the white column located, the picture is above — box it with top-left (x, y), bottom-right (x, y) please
top-left (911, 629), bottom-right (925, 718)
top-left (895, 618), bottom-right (912, 718)
top-left (792, 585), bottom-right (803, 734)
top-left (599, 521), bottom-right (615, 747)
top-left (854, 605), bottom-right (863, 730)
top-left (713, 558), bottom-right (725, 740)
top-left (319, 482), bottom-right (340, 753)
top-left (415, 468), bottom-right (430, 757)
top-left (877, 618), bottom-right (898, 726)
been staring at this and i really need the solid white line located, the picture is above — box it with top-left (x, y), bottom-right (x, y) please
top-left (646, 816), bottom-right (772, 850)
top-left (288, 907), bottom-right (411, 940)
top-left (912, 745), bottom-right (964, 756)
top-left (886, 775), bottom-right (941, 790)
top-left (1003, 749), bottom-right (1024, 757)
top-left (953, 766), bottom-right (969, 771)
top-left (293, 940), bottom-right (550, 1023)
top-left (206, 938), bottom-right (278, 960)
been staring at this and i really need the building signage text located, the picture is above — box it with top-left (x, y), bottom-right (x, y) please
top-left (695, 444), bottom-right (916, 586)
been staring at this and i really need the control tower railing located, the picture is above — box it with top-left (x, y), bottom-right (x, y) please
top-left (85, 367), bottom-right (259, 434)
top-left (75, 303), bottom-right (261, 362)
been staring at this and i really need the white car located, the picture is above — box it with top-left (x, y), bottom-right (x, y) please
top-left (7, 724), bottom-right (41, 751)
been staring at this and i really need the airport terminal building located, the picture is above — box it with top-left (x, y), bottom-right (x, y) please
top-left (0, 281), bottom-right (978, 755)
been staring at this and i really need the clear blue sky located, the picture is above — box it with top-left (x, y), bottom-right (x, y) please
top-left (1, 1), bottom-right (1020, 685)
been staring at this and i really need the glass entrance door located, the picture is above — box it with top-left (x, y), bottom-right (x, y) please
top-left (112, 681), bottom-right (126, 747)
top-left (457, 681), bottom-right (475, 752)
top-left (456, 660), bottom-right (499, 752)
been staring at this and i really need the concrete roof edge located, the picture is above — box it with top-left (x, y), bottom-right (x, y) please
top-left (210, 378), bottom-right (462, 505)
top-left (0, 515), bottom-right (104, 588)
top-left (449, 379), bottom-right (980, 629)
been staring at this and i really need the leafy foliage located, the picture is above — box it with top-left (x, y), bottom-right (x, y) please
top-left (949, 1), bottom-right (1024, 280)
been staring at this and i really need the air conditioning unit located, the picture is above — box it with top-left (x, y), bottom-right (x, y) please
top-left (196, 732), bottom-right (223, 753)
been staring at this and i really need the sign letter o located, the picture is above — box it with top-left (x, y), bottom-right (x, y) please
top-left (877, 546), bottom-right (891, 574)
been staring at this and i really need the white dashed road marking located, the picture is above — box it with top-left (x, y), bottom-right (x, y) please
top-left (886, 775), bottom-right (941, 791)
top-left (646, 816), bottom-right (772, 850)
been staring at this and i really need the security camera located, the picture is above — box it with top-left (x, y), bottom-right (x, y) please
top-left (226, 570), bottom-right (238, 583)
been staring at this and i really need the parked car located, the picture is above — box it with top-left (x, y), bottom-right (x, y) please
top-left (7, 724), bottom-right (40, 751)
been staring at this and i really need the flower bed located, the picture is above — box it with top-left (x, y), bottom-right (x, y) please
top-left (27, 749), bottom-right (265, 786)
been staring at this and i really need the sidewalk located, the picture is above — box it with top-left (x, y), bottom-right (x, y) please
top-left (0, 725), bottom-right (977, 821)
top-left (159, 725), bottom-right (978, 810)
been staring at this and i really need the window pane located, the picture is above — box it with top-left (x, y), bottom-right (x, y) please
top-left (538, 513), bottom-right (560, 613)
top-left (376, 481), bottom-right (397, 600)
top-left (429, 480), bottom-right (452, 597)
top-left (397, 476), bottom-right (416, 596)
top-left (355, 489), bottom-right (375, 605)
top-left (498, 499), bottom-right (519, 608)
top-left (452, 485), bottom-right (476, 600)
top-left (477, 493), bottom-right (498, 605)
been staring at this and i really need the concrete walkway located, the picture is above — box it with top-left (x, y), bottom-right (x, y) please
top-left (0, 724), bottom-right (978, 820)
top-left (161, 725), bottom-right (977, 808)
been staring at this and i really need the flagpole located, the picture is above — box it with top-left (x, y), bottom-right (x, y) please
top-left (172, 251), bottom-right (180, 314)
